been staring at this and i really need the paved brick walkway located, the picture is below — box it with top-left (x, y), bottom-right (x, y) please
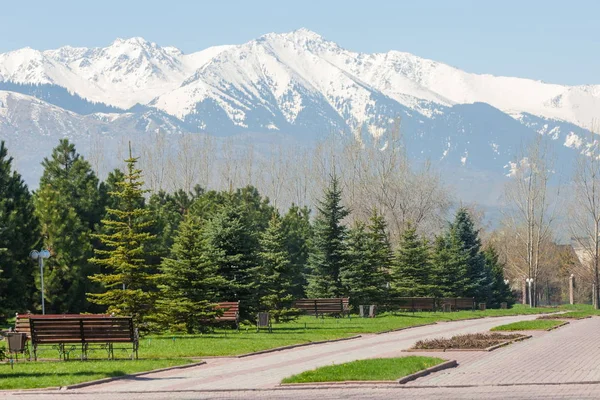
top-left (9, 384), bottom-right (600, 399)
top-left (409, 316), bottom-right (600, 386)
top-left (78, 314), bottom-right (541, 391)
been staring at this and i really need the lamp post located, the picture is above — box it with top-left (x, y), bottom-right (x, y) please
top-left (569, 274), bottom-right (574, 305)
top-left (525, 278), bottom-right (534, 308)
top-left (30, 249), bottom-right (51, 315)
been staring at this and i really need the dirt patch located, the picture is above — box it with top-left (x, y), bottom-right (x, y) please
top-left (410, 333), bottom-right (528, 351)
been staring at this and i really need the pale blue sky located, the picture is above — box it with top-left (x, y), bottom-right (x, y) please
top-left (2, 0), bottom-right (598, 85)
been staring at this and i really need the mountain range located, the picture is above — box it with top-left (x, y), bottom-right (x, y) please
top-left (0, 28), bottom-right (597, 203)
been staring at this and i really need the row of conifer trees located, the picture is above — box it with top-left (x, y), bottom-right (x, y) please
top-left (0, 139), bottom-right (513, 332)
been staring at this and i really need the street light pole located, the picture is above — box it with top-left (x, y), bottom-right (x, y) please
top-left (30, 249), bottom-right (51, 315)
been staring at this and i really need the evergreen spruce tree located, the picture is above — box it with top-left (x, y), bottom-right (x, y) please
top-left (281, 205), bottom-right (312, 298)
top-left (391, 224), bottom-right (434, 296)
top-left (257, 213), bottom-right (298, 322)
top-left (430, 234), bottom-right (470, 298)
top-left (35, 139), bottom-right (103, 312)
top-left (147, 189), bottom-right (198, 265)
top-left (100, 169), bottom-right (128, 212)
top-left (34, 185), bottom-right (92, 312)
top-left (366, 209), bottom-right (393, 291)
top-left (232, 185), bottom-right (275, 233)
top-left (87, 145), bottom-right (157, 325)
top-left (203, 201), bottom-right (259, 320)
top-left (0, 141), bottom-right (39, 316)
top-left (153, 214), bottom-right (226, 333)
top-left (450, 208), bottom-right (492, 302)
top-left (341, 222), bottom-right (387, 307)
top-left (484, 246), bottom-right (514, 308)
top-left (39, 139), bottom-right (103, 230)
top-left (306, 175), bottom-right (349, 298)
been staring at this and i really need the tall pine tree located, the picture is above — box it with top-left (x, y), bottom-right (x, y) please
top-left (391, 224), bottom-right (434, 296)
top-left (35, 139), bottom-right (103, 312)
top-left (450, 208), bottom-right (491, 302)
top-left (39, 139), bottom-right (104, 230)
top-left (257, 213), bottom-right (298, 322)
top-left (484, 246), bottom-right (514, 308)
top-left (203, 201), bottom-right (259, 321)
top-left (341, 221), bottom-right (387, 307)
top-left (34, 185), bottom-right (93, 313)
top-left (281, 205), bottom-right (312, 298)
top-left (307, 175), bottom-right (349, 298)
top-left (366, 209), bottom-right (393, 290)
top-left (88, 144), bottom-right (157, 325)
top-left (430, 234), bottom-right (470, 298)
top-left (0, 141), bottom-right (39, 317)
top-left (153, 214), bottom-right (226, 333)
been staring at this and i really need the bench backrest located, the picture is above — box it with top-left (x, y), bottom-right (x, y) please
top-left (388, 297), bottom-right (436, 310)
top-left (215, 301), bottom-right (239, 321)
top-left (441, 297), bottom-right (475, 310)
top-left (29, 317), bottom-right (135, 345)
top-left (293, 298), bottom-right (349, 315)
top-left (15, 313), bottom-right (112, 338)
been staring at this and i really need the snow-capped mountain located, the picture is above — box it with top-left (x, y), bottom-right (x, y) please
top-left (1, 29), bottom-right (597, 129)
top-left (0, 28), bottom-right (597, 196)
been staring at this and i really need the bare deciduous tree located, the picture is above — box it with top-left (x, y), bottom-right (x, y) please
top-left (503, 135), bottom-right (558, 306)
top-left (569, 125), bottom-right (600, 308)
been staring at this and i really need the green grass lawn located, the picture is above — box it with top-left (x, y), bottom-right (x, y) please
top-left (0, 358), bottom-right (192, 390)
top-left (281, 356), bottom-right (445, 383)
top-left (558, 304), bottom-right (599, 311)
top-left (538, 311), bottom-right (596, 320)
top-left (491, 319), bottom-right (565, 331)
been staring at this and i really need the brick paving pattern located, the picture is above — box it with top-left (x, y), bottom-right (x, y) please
top-left (410, 317), bottom-right (600, 386)
top-left (75, 314), bottom-right (539, 391)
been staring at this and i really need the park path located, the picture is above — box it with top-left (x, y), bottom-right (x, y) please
top-left (408, 315), bottom-right (600, 386)
top-left (72, 313), bottom-right (542, 391)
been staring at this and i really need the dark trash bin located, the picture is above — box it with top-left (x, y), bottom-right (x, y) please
top-left (6, 332), bottom-right (27, 360)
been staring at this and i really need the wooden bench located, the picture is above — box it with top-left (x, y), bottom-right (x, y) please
top-left (441, 297), bottom-right (475, 311)
top-left (29, 317), bottom-right (138, 361)
top-left (15, 313), bottom-right (112, 339)
top-left (388, 297), bottom-right (436, 312)
top-left (215, 301), bottom-right (240, 329)
top-left (292, 298), bottom-right (350, 318)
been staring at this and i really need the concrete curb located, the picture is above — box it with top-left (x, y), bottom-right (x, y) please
top-left (375, 322), bottom-right (437, 334)
top-left (62, 361), bottom-right (207, 390)
top-left (202, 335), bottom-right (363, 359)
top-left (280, 380), bottom-right (398, 387)
top-left (546, 321), bottom-right (570, 331)
top-left (397, 359), bottom-right (458, 384)
top-left (0, 387), bottom-right (62, 393)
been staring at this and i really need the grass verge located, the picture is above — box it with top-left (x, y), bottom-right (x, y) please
top-left (538, 311), bottom-right (594, 320)
top-left (281, 356), bottom-right (444, 383)
top-left (0, 358), bottom-right (192, 390)
top-left (491, 319), bottom-right (565, 331)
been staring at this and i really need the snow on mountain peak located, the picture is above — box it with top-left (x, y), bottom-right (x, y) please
top-left (111, 36), bottom-right (151, 46)
top-left (0, 29), bottom-right (598, 128)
